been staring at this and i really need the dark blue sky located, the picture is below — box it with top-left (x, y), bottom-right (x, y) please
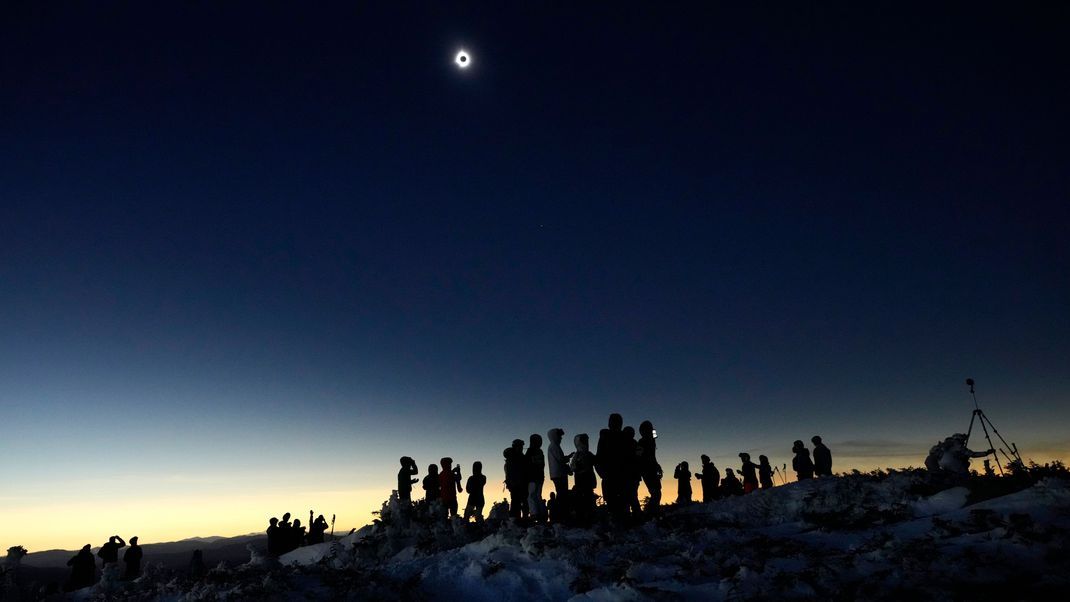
top-left (2, 2), bottom-right (1068, 547)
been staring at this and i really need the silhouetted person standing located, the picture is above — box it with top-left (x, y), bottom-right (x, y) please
top-left (596, 413), bottom-right (626, 519)
top-left (123, 536), bottom-right (143, 579)
top-left (696, 455), bottom-right (720, 502)
top-left (547, 428), bottom-right (573, 516)
top-left (308, 512), bottom-right (329, 544)
top-left (674, 461), bottom-right (692, 504)
top-left (423, 464), bottom-right (441, 504)
top-left (189, 550), bottom-right (206, 580)
top-left (758, 455), bottom-right (774, 489)
top-left (792, 440), bottom-right (815, 480)
top-left (266, 517), bottom-right (280, 556)
top-left (504, 439), bottom-right (527, 518)
top-left (98, 535), bottom-right (125, 568)
top-left (636, 421), bottom-right (662, 514)
top-left (65, 545), bottom-right (95, 591)
top-left (439, 457), bottom-right (463, 518)
top-left (622, 426), bottom-right (642, 517)
top-left (722, 468), bottom-right (743, 496)
top-left (570, 433), bottom-right (597, 525)
top-left (398, 456), bottom-right (419, 504)
top-left (290, 519), bottom-right (306, 550)
top-left (739, 453), bottom-right (760, 494)
top-left (464, 461), bottom-right (487, 522)
top-left (812, 436), bottom-right (833, 477)
top-left (526, 434), bottom-right (546, 521)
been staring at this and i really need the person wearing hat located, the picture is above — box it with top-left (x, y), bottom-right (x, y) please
top-left (812, 436), bottom-right (833, 477)
top-left (792, 440), bottom-right (815, 480)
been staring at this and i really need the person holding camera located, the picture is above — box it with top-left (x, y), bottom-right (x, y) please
top-left (438, 457), bottom-right (463, 518)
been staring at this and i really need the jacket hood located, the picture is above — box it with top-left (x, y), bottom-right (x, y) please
top-left (548, 428), bottom-right (564, 443)
top-left (574, 433), bottom-right (589, 453)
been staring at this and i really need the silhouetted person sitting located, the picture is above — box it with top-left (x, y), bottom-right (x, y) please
top-left (123, 536), bottom-right (143, 579)
top-left (758, 455), bottom-right (774, 489)
top-left (596, 413), bottom-right (626, 519)
top-left (98, 535), bottom-right (125, 568)
top-left (526, 434), bottom-right (546, 522)
top-left (637, 421), bottom-right (662, 514)
top-left (570, 433), bottom-right (597, 525)
top-left (696, 455), bottom-right (720, 502)
top-left (504, 439), bottom-right (527, 519)
top-left (812, 436), bottom-right (833, 477)
top-left (424, 464), bottom-right (441, 504)
top-left (722, 468), bottom-right (744, 496)
top-left (439, 457), bottom-right (463, 518)
top-left (547, 428), bottom-right (573, 516)
top-left (464, 461), bottom-right (487, 522)
top-left (398, 456), bottom-right (419, 504)
top-left (792, 440), bottom-right (815, 480)
top-left (65, 544), bottom-right (95, 591)
top-left (308, 512), bottom-right (329, 544)
top-left (674, 461), bottom-right (692, 504)
top-left (622, 426), bottom-right (643, 517)
top-left (739, 453), bottom-right (760, 494)
top-left (266, 517), bottom-right (280, 555)
top-left (189, 550), bottom-right (206, 580)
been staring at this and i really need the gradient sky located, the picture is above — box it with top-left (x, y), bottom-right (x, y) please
top-left (2, 3), bottom-right (1069, 552)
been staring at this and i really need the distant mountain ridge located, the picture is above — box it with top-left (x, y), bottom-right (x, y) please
top-left (21, 532), bottom-right (263, 569)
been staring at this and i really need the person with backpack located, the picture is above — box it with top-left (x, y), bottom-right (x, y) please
top-left (721, 468), bottom-right (744, 496)
top-left (439, 457), bottom-right (463, 518)
top-left (547, 428), bottom-right (573, 517)
top-left (464, 461), bottom-right (487, 522)
top-left (696, 455), bottom-right (720, 502)
top-left (812, 436), bottom-right (833, 477)
top-left (503, 439), bottom-right (527, 518)
top-left (636, 421), bottom-right (663, 514)
top-left (570, 433), bottom-right (597, 525)
top-left (792, 440), bottom-right (815, 480)
top-left (65, 545), bottom-right (96, 591)
top-left (673, 461), bottom-right (692, 504)
top-left (397, 456), bottom-right (419, 504)
top-left (739, 453), bottom-right (760, 494)
top-left (526, 434), bottom-right (546, 521)
top-left (758, 455), bottom-right (775, 489)
top-left (123, 536), bottom-right (143, 579)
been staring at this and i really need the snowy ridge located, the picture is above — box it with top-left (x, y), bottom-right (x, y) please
top-left (28, 472), bottom-right (1070, 600)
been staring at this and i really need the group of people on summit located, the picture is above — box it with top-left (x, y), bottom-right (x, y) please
top-left (396, 413), bottom-right (835, 526)
top-left (266, 510), bottom-right (331, 556)
top-left (64, 535), bottom-right (142, 591)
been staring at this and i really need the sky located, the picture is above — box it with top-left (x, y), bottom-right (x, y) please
top-left (2, 2), bottom-right (1069, 552)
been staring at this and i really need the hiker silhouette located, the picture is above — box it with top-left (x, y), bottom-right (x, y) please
top-left (547, 428), bottom-right (573, 518)
top-left (570, 433), bottom-right (597, 525)
top-left (439, 457), bottom-right (462, 518)
top-left (673, 461), bottom-right (692, 504)
top-left (397, 456), bottom-right (419, 504)
top-left (123, 536), bottom-right (143, 579)
top-left (759, 455), bottom-right (774, 489)
top-left (596, 413), bottom-right (627, 519)
top-left (464, 461), bottom-right (487, 522)
top-left (637, 421), bottom-right (662, 514)
top-left (792, 440), bottom-right (815, 480)
top-left (189, 550), bottom-right (206, 580)
top-left (722, 468), bottom-right (744, 496)
top-left (65, 544), bottom-right (95, 591)
top-left (98, 535), bottom-right (125, 567)
top-left (290, 519), bottom-right (306, 551)
top-left (423, 464), bottom-right (441, 503)
top-left (526, 434), bottom-right (546, 522)
top-left (266, 517), bottom-right (280, 555)
top-left (697, 454), bottom-right (720, 502)
top-left (504, 439), bottom-right (527, 518)
top-left (622, 426), bottom-right (642, 517)
top-left (812, 436), bottom-right (833, 476)
top-left (739, 453), bottom-right (760, 494)
top-left (308, 512), bottom-right (329, 544)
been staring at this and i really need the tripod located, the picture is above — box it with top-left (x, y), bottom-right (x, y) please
top-left (964, 378), bottom-right (1023, 475)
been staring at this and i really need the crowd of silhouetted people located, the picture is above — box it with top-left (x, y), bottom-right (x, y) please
top-left (394, 413), bottom-right (834, 527)
top-left (266, 510), bottom-right (331, 556)
top-left (63, 535), bottom-right (142, 591)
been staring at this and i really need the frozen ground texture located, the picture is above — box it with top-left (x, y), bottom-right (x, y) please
top-left (19, 471), bottom-right (1070, 600)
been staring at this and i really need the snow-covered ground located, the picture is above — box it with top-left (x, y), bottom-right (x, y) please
top-left (10, 471), bottom-right (1070, 600)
